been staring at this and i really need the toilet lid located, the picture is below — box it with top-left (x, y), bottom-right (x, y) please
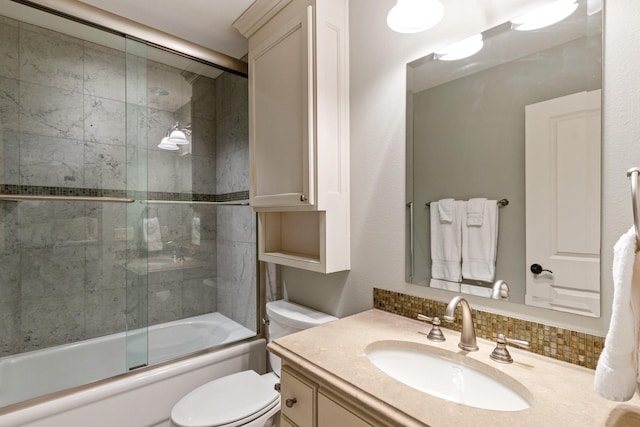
top-left (171, 370), bottom-right (279, 427)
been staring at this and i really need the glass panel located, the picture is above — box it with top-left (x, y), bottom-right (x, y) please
top-left (125, 38), bottom-right (149, 371)
top-left (0, 2), bottom-right (255, 409)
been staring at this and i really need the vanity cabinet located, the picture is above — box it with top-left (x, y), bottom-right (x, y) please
top-left (234, 0), bottom-right (350, 273)
top-left (280, 364), bottom-right (382, 427)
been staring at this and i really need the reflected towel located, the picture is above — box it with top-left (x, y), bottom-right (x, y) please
top-left (192, 215), bottom-right (201, 246)
top-left (438, 198), bottom-right (455, 224)
top-left (430, 200), bottom-right (463, 282)
top-left (430, 279), bottom-right (461, 292)
top-left (467, 198), bottom-right (486, 226)
top-left (462, 200), bottom-right (499, 282)
top-left (594, 226), bottom-right (640, 401)
top-left (143, 217), bottom-right (163, 252)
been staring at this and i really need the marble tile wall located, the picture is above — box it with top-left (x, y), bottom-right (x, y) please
top-left (0, 15), bottom-right (254, 358)
top-left (213, 72), bottom-right (256, 332)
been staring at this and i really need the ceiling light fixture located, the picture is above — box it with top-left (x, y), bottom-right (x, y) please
top-left (434, 33), bottom-right (484, 61)
top-left (387, 0), bottom-right (444, 34)
top-left (510, 0), bottom-right (579, 31)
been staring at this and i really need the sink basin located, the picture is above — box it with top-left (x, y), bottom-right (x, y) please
top-left (366, 341), bottom-right (532, 412)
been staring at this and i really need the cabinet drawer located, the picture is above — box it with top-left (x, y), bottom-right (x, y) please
top-left (281, 415), bottom-right (297, 427)
top-left (318, 392), bottom-right (372, 427)
top-left (280, 367), bottom-right (316, 427)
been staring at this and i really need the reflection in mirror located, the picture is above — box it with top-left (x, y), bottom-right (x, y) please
top-left (406, 0), bottom-right (602, 317)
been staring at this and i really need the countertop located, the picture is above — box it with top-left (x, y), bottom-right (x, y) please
top-left (268, 309), bottom-right (640, 427)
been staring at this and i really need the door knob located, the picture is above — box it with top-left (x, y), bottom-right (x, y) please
top-left (530, 263), bottom-right (553, 275)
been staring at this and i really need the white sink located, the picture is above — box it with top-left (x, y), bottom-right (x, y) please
top-left (366, 341), bottom-right (532, 412)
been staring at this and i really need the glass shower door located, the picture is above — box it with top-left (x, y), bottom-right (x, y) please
top-left (125, 38), bottom-right (149, 371)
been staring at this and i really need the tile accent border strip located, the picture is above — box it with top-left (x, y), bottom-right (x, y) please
top-left (373, 288), bottom-right (605, 369)
top-left (0, 185), bottom-right (249, 203)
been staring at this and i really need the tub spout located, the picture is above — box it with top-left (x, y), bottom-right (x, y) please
top-left (444, 296), bottom-right (479, 352)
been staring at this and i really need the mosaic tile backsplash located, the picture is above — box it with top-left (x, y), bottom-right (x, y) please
top-left (374, 288), bottom-right (605, 369)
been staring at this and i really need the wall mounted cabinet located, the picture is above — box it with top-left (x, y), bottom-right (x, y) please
top-left (235, 0), bottom-right (350, 273)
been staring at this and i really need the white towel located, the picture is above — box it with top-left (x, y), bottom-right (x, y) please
top-left (430, 200), bottom-right (463, 282)
top-left (143, 217), bottom-right (163, 252)
top-left (594, 226), bottom-right (640, 401)
top-left (191, 214), bottom-right (201, 246)
top-left (438, 198), bottom-right (455, 223)
top-left (467, 198), bottom-right (486, 226)
top-left (462, 200), bottom-right (499, 282)
top-left (461, 283), bottom-right (492, 298)
top-left (430, 279), bottom-right (461, 292)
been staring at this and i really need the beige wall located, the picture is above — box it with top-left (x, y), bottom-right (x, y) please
top-left (282, 0), bottom-right (640, 336)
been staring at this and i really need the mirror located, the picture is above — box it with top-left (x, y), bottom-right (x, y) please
top-left (406, 0), bottom-right (602, 317)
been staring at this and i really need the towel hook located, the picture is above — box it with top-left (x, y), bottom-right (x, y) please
top-left (627, 167), bottom-right (640, 250)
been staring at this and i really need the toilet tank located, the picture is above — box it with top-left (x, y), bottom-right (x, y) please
top-left (266, 300), bottom-right (337, 376)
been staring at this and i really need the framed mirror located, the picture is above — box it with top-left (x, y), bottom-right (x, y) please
top-left (406, 0), bottom-right (603, 317)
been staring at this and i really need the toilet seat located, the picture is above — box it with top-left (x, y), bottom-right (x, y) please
top-left (171, 371), bottom-right (279, 427)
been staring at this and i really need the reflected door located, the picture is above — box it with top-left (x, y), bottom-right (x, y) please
top-left (525, 90), bottom-right (601, 317)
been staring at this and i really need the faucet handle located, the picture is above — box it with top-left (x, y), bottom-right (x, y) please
top-left (417, 314), bottom-right (446, 342)
top-left (489, 333), bottom-right (530, 364)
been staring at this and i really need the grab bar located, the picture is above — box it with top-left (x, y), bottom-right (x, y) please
top-left (407, 201), bottom-right (414, 282)
top-left (0, 194), bottom-right (134, 203)
top-left (426, 198), bottom-right (509, 207)
top-left (627, 167), bottom-right (640, 250)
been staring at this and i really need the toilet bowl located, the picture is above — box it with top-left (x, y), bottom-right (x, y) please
top-left (170, 300), bottom-right (337, 427)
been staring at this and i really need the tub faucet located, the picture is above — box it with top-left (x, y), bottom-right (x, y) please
top-left (443, 296), bottom-right (479, 352)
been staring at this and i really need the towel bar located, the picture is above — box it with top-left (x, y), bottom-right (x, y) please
top-left (627, 167), bottom-right (640, 249)
top-left (425, 198), bottom-right (509, 207)
top-left (0, 194), bottom-right (134, 203)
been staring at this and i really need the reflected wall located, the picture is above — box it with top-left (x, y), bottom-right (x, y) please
top-left (0, 5), bottom-right (254, 406)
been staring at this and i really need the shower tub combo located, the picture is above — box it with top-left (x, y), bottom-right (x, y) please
top-left (0, 314), bottom-right (264, 427)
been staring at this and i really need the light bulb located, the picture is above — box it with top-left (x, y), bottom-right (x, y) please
top-left (387, 0), bottom-right (444, 34)
top-left (511, 0), bottom-right (579, 31)
top-left (168, 130), bottom-right (189, 145)
top-left (434, 34), bottom-right (484, 61)
top-left (158, 136), bottom-right (179, 151)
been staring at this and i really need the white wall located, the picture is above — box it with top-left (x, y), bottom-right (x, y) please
top-left (282, 0), bottom-right (640, 336)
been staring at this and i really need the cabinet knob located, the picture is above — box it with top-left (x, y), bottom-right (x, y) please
top-left (285, 398), bottom-right (297, 408)
top-left (300, 194), bottom-right (307, 202)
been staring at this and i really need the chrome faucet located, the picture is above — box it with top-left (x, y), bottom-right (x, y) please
top-left (443, 296), bottom-right (479, 352)
top-left (491, 280), bottom-right (510, 300)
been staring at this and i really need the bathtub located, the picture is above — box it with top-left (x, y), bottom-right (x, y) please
top-left (0, 313), bottom-right (265, 427)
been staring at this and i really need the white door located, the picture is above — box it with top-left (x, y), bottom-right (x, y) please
top-left (525, 90), bottom-right (601, 317)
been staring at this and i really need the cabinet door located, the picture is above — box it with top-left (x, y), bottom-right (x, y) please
top-left (318, 392), bottom-right (372, 427)
top-left (280, 367), bottom-right (316, 427)
top-left (249, 0), bottom-right (315, 208)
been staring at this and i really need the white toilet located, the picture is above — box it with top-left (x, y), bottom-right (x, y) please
top-left (170, 300), bottom-right (337, 427)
